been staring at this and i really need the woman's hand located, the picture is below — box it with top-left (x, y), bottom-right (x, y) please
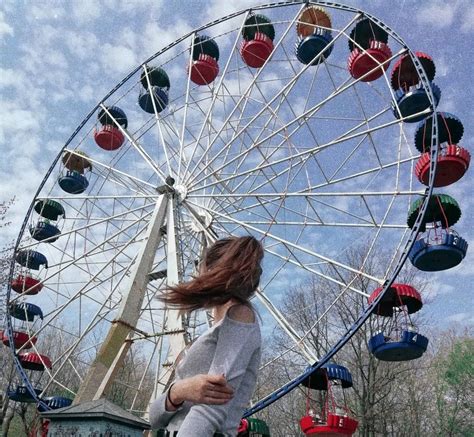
top-left (167, 374), bottom-right (234, 410)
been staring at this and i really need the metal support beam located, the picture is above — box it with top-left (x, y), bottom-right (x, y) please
top-left (73, 195), bottom-right (168, 404)
top-left (92, 339), bottom-right (133, 400)
top-left (146, 195), bottom-right (187, 416)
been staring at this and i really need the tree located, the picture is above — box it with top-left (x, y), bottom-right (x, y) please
top-left (432, 335), bottom-right (474, 436)
top-left (253, 244), bottom-right (434, 436)
top-left (0, 198), bottom-right (17, 436)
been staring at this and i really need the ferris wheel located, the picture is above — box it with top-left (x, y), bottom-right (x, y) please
top-left (4, 0), bottom-right (469, 423)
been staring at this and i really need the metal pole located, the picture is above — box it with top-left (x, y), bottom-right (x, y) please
top-left (73, 194), bottom-right (168, 404)
top-left (145, 194), bottom-right (188, 418)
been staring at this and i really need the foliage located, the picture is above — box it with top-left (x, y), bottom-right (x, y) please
top-left (433, 336), bottom-right (474, 437)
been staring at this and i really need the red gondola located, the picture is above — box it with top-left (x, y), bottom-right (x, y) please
top-left (18, 352), bottom-right (52, 371)
top-left (11, 275), bottom-right (43, 295)
top-left (1, 330), bottom-right (37, 349)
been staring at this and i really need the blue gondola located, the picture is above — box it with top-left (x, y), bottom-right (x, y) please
top-left (301, 363), bottom-right (353, 390)
top-left (97, 106), bottom-right (128, 129)
top-left (15, 250), bottom-right (48, 270)
top-left (138, 87), bottom-right (169, 113)
top-left (9, 302), bottom-right (44, 322)
top-left (38, 396), bottom-right (73, 412)
top-left (368, 330), bottom-right (429, 361)
top-left (29, 221), bottom-right (61, 243)
top-left (8, 385), bottom-right (42, 403)
top-left (296, 29), bottom-right (333, 65)
top-left (392, 82), bottom-right (441, 123)
top-left (58, 170), bottom-right (89, 194)
top-left (409, 232), bottom-right (468, 271)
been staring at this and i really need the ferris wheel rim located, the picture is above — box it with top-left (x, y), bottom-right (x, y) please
top-left (5, 0), bottom-right (441, 416)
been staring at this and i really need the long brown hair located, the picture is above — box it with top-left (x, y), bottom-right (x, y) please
top-left (159, 236), bottom-right (264, 313)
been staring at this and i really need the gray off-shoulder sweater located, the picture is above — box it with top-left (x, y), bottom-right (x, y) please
top-left (149, 311), bottom-right (262, 437)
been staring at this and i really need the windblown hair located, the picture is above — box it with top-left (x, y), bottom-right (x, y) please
top-left (159, 236), bottom-right (264, 313)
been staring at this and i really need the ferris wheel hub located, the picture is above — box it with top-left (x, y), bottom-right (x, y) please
top-left (174, 184), bottom-right (188, 202)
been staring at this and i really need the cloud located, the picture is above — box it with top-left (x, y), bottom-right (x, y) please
top-left (415, 2), bottom-right (457, 28)
top-left (0, 11), bottom-right (13, 41)
top-left (0, 101), bottom-right (42, 145)
top-left (460, 4), bottom-right (474, 32)
top-left (71, 0), bottom-right (101, 24)
top-left (63, 30), bottom-right (99, 61)
top-left (446, 312), bottom-right (474, 324)
top-left (30, 4), bottom-right (66, 22)
top-left (203, 0), bottom-right (259, 22)
top-left (99, 43), bottom-right (139, 74)
top-left (0, 68), bottom-right (25, 90)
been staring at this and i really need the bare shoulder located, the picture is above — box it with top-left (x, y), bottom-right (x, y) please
top-left (227, 304), bottom-right (256, 323)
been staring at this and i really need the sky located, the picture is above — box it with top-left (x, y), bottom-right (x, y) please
top-left (1, 0), bottom-right (473, 351)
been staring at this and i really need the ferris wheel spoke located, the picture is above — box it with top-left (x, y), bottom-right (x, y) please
top-left (93, 154), bottom-right (154, 195)
top-left (206, 202), bottom-right (407, 229)
top-left (186, 13), bottom-right (363, 187)
top-left (384, 227), bottom-right (411, 278)
top-left (210, 191), bottom-right (412, 228)
top-left (182, 4), bottom-right (307, 182)
top-left (263, 246), bottom-right (364, 296)
top-left (19, 203), bottom-right (153, 251)
top-left (98, 104), bottom-right (168, 182)
top-left (256, 289), bottom-right (318, 364)
top-left (141, 66), bottom-right (176, 177)
top-left (176, 33), bottom-right (199, 178)
top-left (179, 14), bottom-right (250, 180)
top-left (188, 107), bottom-right (409, 195)
top-left (351, 84), bottom-right (385, 168)
top-left (37, 194), bottom-right (161, 201)
top-left (11, 209), bottom-right (154, 304)
top-left (191, 200), bottom-right (384, 284)
top-left (64, 148), bottom-right (157, 194)
top-left (189, 190), bottom-right (424, 200)
top-left (310, 155), bottom-right (419, 190)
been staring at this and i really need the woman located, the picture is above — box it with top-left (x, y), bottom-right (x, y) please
top-left (150, 236), bottom-right (264, 437)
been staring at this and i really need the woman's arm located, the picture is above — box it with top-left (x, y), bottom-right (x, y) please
top-left (149, 388), bottom-right (182, 430)
top-left (149, 375), bottom-right (235, 429)
top-left (176, 305), bottom-right (260, 437)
